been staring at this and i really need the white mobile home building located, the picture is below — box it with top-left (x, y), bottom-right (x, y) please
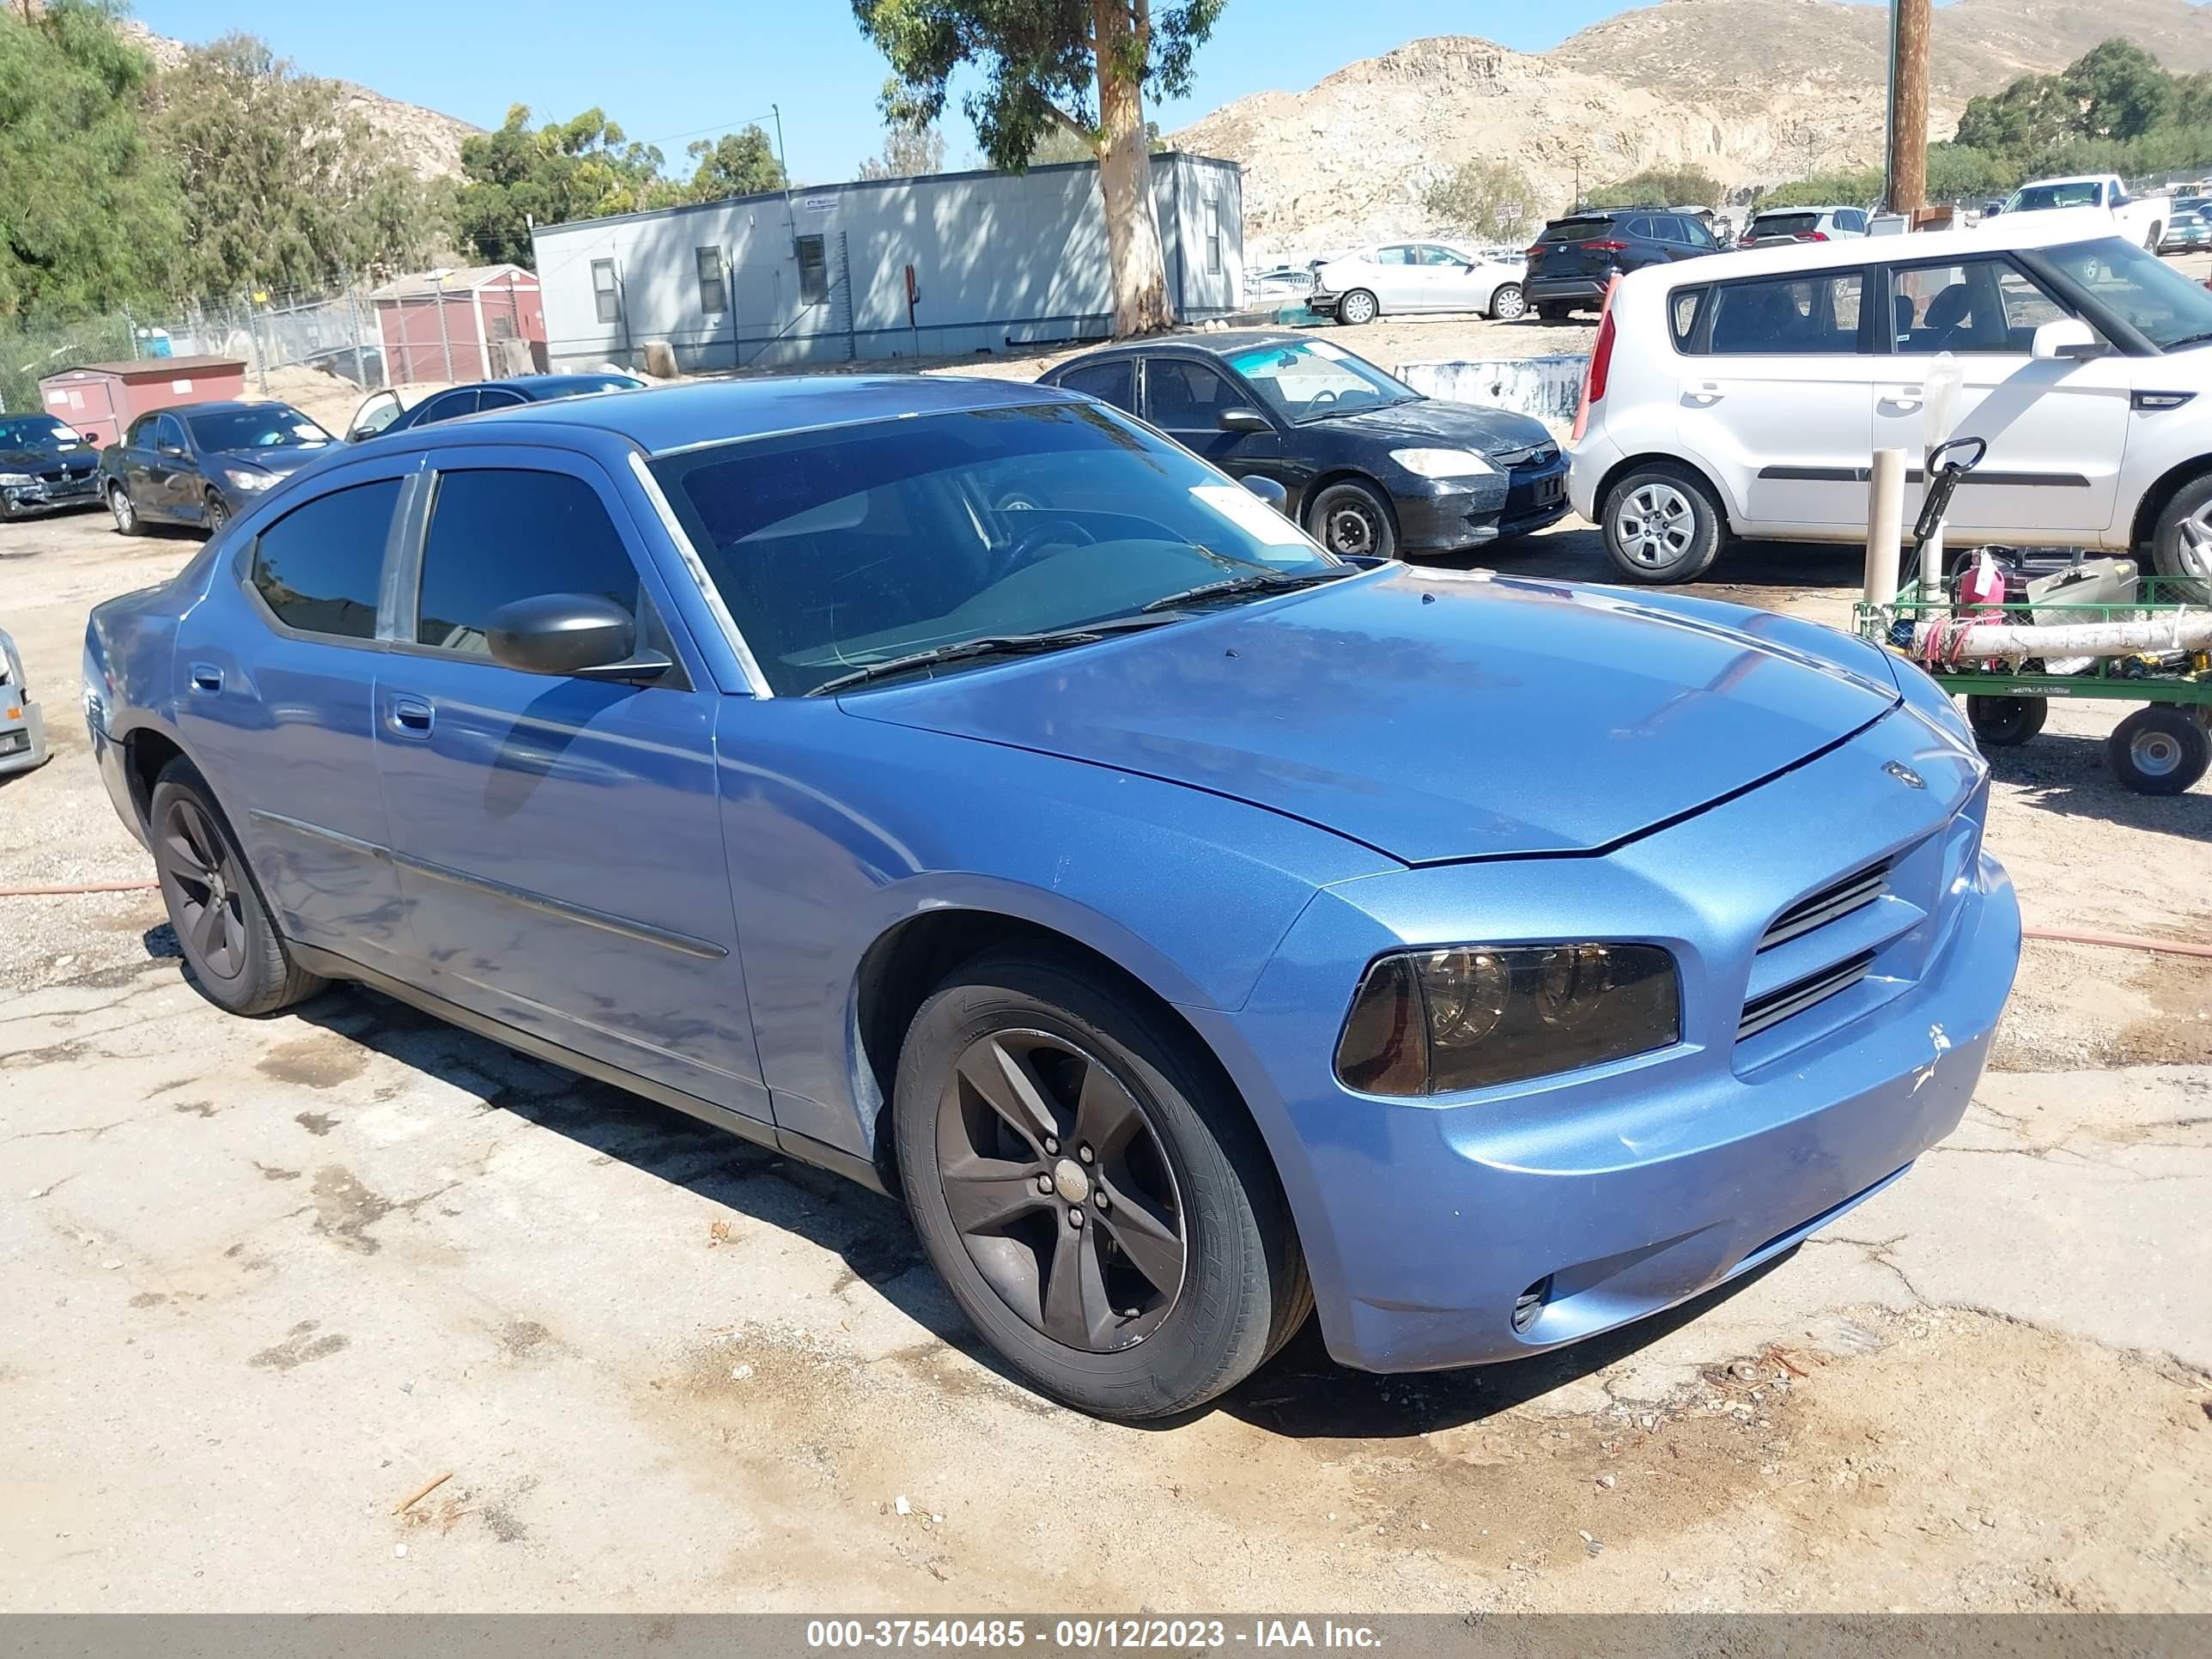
top-left (532, 153), bottom-right (1245, 373)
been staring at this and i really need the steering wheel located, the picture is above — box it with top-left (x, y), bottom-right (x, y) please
top-left (989, 513), bottom-right (1097, 583)
top-left (1310, 388), bottom-right (1340, 408)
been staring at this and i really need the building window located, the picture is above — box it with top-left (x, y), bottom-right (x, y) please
top-left (795, 234), bottom-right (829, 307)
top-left (1206, 200), bottom-right (1222, 276)
top-left (696, 246), bottom-right (727, 314)
top-left (592, 259), bottom-right (620, 326)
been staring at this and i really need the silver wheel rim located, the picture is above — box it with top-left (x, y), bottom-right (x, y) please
top-left (110, 487), bottom-right (133, 531)
top-left (2172, 504), bottom-right (2212, 581)
top-left (1492, 286), bottom-right (1524, 320)
top-left (1613, 482), bottom-right (1697, 568)
top-left (2132, 729), bottom-right (2185, 778)
top-left (1342, 292), bottom-right (1375, 323)
top-left (1322, 499), bottom-right (1378, 555)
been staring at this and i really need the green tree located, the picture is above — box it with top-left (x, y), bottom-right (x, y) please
top-left (1420, 157), bottom-right (1540, 245)
top-left (150, 34), bottom-right (447, 295)
top-left (683, 125), bottom-right (786, 199)
top-left (2063, 39), bottom-right (2172, 143)
top-left (455, 106), bottom-right (674, 266)
top-left (851, 0), bottom-right (1225, 337)
top-left (1588, 166), bottom-right (1723, 210)
top-left (857, 115), bottom-right (949, 179)
top-left (0, 0), bottom-right (179, 322)
top-left (1028, 117), bottom-right (1162, 165)
top-left (1952, 74), bottom-right (2075, 159)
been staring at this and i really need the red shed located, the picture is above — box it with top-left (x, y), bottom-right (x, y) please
top-left (373, 265), bottom-right (545, 385)
top-left (35, 357), bottom-right (248, 449)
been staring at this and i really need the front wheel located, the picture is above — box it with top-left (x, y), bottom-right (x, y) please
top-left (894, 949), bottom-right (1308, 1420)
top-left (1600, 463), bottom-right (1724, 583)
top-left (1487, 283), bottom-right (1526, 321)
top-left (203, 489), bottom-right (230, 537)
top-left (1334, 289), bottom-right (1378, 325)
top-left (1536, 301), bottom-right (1574, 322)
top-left (1304, 479), bottom-right (1397, 560)
top-left (108, 482), bottom-right (143, 537)
top-left (2148, 472), bottom-right (2212, 602)
top-left (1966, 695), bottom-right (2048, 747)
top-left (2107, 705), bottom-right (2210, 795)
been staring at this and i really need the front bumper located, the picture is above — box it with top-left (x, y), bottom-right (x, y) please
top-left (1190, 702), bottom-right (2020, 1374)
top-left (2, 475), bottom-right (101, 517)
top-left (1393, 453), bottom-right (1571, 552)
top-left (0, 699), bottom-right (48, 775)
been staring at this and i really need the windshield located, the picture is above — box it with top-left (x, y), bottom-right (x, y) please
top-left (650, 401), bottom-right (1336, 696)
top-left (2038, 235), bottom-right (2212, 349)
top-left (2007, 181), bottom-right (2103, 213)
top-left (1223, 338), bottom-right (1420, 423)
top-left (187, 405), bottom-right (333, 451)
top-left (0, 415), bottom-right (82, 449)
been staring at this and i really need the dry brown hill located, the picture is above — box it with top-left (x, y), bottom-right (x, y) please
top-left (1178, 0), bottom-right (2212, 255)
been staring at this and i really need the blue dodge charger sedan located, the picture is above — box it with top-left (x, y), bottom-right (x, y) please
top-left (82, 376), bottom-right (2020, 1419)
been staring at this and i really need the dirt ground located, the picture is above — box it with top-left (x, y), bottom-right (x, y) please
top-left (3, 411), bottom-right (2209, 1613)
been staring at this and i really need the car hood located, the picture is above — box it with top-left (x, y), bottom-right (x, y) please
top-left (1310, 398), bottom-right (1552, 456)
top-left (1, 445), bottom-right (89, 469)
top-left (843, 567), bottom-right (1902, 865)
top-left (208, 446), bottom-right (331, 477)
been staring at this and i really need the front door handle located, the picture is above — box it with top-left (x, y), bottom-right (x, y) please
top-left (1880, 391), bottom-right (1924, 412)
top-left (188, 663), bottom-right (222, 695)
top-left (388, 698), bottom-right (434, 737)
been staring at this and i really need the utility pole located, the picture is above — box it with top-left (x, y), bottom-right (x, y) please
top-left (772, 103), bottom-right (797, 252)
top-left (1886, 0), bottom-right (1930, 216)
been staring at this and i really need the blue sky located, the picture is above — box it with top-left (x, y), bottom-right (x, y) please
top-left (126, 0), bottom-right (1801, 182)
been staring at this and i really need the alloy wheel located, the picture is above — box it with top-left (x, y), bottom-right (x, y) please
top-left (935, 1029), bottom-right (1187, 1352)
top-left (2172, 504), bottom-right (2212, 583)
top-left (1614, 482), bottom-right (1696, 568)
top-left (158, 797), bottom-right (247, 981)
top-left (1340, 291), bottom-right (1376, 325)
top-left (109, 485), bottom-right (135, 532)
top-left (1492, 285), bottom-right (1526, 321)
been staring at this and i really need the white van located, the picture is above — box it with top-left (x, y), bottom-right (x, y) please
top-left (1565, 211), bottom-right (2212, 583)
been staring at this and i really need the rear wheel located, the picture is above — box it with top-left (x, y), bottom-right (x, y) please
top-left (1601, 463), bottom-right (1724, 583)
top-left (1488, 283), bottom-right (1526, 321)
top-left (894, 949), bottom-right (1306, 1420)
top-left (2107, 706), bottom-right (2210, 795)
top-left (1305, 479), bottom-right (1397, 561)
top-left (149, 761), bottom-right (325, 1016)
top-left (1965, 695), bottom-right (2048, 747)
top-left (108, 481), bottom-right (143, 537)
top-left (1334, 289), bottom-right (1378, 326)
top-left (1536, 301), bottom-right (1574, 322)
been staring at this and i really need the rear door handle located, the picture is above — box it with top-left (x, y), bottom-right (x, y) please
top-left (1684, 382), bottom-right (1723, 405)
top-left (1880, 391), bottom-right (1924, 411)
top-left (388, 697), bottom-right (434, 737)
top-left (188, 663), bottom-right (222, 695)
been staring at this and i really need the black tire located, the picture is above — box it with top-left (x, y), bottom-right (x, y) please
top-left (893, 947), bottom-right (1308, 1420)
top-left (203, 489), bottom-right (230, 537)
top-left (2106, 706), bottom-right (2210, 795)
top-left (2148, 471), bottom-right (2212, 602)
top-left (2147, 223), bottom-right (2164, 254)
top-left (1600, 461), bottom-right (1725, 583)
top-left (1488, 283), bottom-right (1527, 321)
top-left (149, 760), bottom-right (325, 1016)
top-left (1965, 694), bottom-right (2048, 747)
top-left (108, 481), bottom-right (144, 538)
top-left (1536, 302), bottom-right (1574, 322)
top-left (1305, 479), bottom-right (1398, 560)
top-left (1334, 288), bottom-right (1378, 326)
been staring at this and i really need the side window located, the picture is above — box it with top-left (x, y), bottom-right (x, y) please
top-left (592, 260), bottom-right (620, 326)
top-left (1622, 216), bottom-right (1656, 243)
top-left (416, 469), bottom-right (641, 659)
top-left (125, 414), bottom-right (155, 447)
top-left (1669, 286), bottom-right (1707, 349)
top-left (696, 246), bottom-right (727, 313)
top-left (1376, 245), bottom-right (1415, 266)
top-left (1650, 217), bottom-right (1687, 246)
top-left (476, 389), bottom-right (526, 412)
top-left (155, 415), bottom-right (186, 452)
top-left (795, 234), bottom-right (829, 306)
top-left (1056, 359), bottom-right (1137, 412)
top-left (249, 478), bottom-right (400, 641)
top-left (1143, 359), bottom-right (1239, 431)
top-left (414, 390), bottom-right (481, 426)
top-left (1891, 260), bottom-right (2055, 353)
top-left (1837, 209), bottom-right (1867, 234)
top-left (1417, 245), bottom-right (1457, 265)
top-left (1705, 271), bottom-right (1864, 355)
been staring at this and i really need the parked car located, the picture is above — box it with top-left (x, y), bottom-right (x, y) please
top-left (1522, 208), bottom-right (1723, 320)
top-left (1309, 240), bottom-right (1530, 325)
top-left (1037, 331), bottom-right (1568, 558)
top-left (1567, 216), bottom-right (2212, 586)
top-left (1737, 205), bottom-right (1871, 247)
top-left (82, 374), bottom-right (2021, 1419)
top-left (346, 373), bottom-right (645, 441)
top-left (301, 343), bottom-right (387, 388)
top-left (1990, 174), bottom-right (2166, 251)
top-left (0, 412), bottom-right (102, 520)
top-left (101, 402), bottom-right (338, 538)
top-left (1, 628), bottom-right (48, 776)
top-left (2160, 205), bottom-right (2212, 254)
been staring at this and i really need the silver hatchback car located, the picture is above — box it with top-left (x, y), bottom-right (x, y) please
top-left (1, 629), bottom-right (49, 776)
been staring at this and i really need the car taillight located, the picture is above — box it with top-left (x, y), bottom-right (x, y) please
top-left (1793, 230), bottom-right (1830, 241)
top-left (1523, 243), bottom-right (1545, 257)
top-left (1581, 240), bottom-right (1630, 252)
top-left (1572, 279), bottom-right (1620, 444)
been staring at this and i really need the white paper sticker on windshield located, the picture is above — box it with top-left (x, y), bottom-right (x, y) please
top-left (1303, 338), bottom-right (1350, 360)
top-left (1191, 483), bottom-right (1310, 546)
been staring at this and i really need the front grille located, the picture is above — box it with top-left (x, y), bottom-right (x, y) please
top-left (1738, 951), bottom-right (1876, 1042)
top-left (1494, 443), bottom-right (1559, 470)
top-left (1757, 860), bottom-right (1887, 951)
top-left (36, 461), bottom-right (94, 483)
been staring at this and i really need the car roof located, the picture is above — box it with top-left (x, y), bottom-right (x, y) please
top-left (411, 373), bottom-right (1085, 455)
top-left (2018, 175), bottom-right (2112, 188)
top-left (1751, 204), bottom-right (1854, 215)
top-left (1626, 208), bottom-right (2133, 286)
top-left (1056, 331), bottom-right (1322, 362)
top-left (165, 400), bottom-right (294, 416)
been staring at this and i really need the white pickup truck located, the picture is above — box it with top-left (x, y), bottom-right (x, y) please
top-left (1994, 174), bottom-right (2168, 250)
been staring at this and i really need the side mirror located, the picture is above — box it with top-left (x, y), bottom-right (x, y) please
top-left (1239, 474), bottom-right (1290, 514)
top-left (2032, 317), bottom-right (2102, 362)
top-left (1218, 406), bottom-right (1271, 434)
top-left (485, 593), bottom-right (668, 684)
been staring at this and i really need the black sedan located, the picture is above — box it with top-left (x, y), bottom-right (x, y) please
top-left (1037, 333), bottom-right (1567, 559)
top-left (101, 402), bottom-right (337, 538)
top-left (344, 373), bottom-right (645, 441)
top-left (1, 412), bottom-right (103, 520)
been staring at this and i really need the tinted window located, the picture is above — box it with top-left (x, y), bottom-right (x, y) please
top-left (1649, 217), bottom-right (1689, 246)
top-left (1704, 271), bottom-right (1864, 355)
top-left (187, 405), bottom-right (333, 451)
top-left (1056, 359), bottom-right (1136, 411)
top-left (1748, 212), bottom-right (1820, 239)
top-left (250, 479), bottom-right (399, 640)
top-left (476, 389), bottom-right (527, 411)
top-left (1682, 217), bottom-right (1720, 248)
top-left (416, 470), bottom-right (640, 656)
top-left (125, 414), bottom-right (157, 447)
top-left (155, 416), bottom-right (186, 451)
top-left (1837, 209), bottom-right (1867, 233)
top-left (1538, 217), bottom-right (1615, 243)
top-left (1620, 216), bottom-right (1656, 242)
top-left (410, 390), bottom-right (480, 427)
top-left (1144, 358), bottom-right (1240, 430)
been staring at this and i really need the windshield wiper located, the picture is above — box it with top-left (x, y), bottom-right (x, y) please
top-left (806, 615), bottom-right (1180, 696)
top-left (1139, 566), bottom-right (1360, 613)
top-left (2161, 330), bottom-right (2212, 350)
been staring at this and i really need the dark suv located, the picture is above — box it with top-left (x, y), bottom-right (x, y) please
top-left (1523, 210), bottom-right (1722, 320)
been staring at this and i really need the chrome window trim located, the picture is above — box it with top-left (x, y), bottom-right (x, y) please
top-left (625, 448), bottom-right (773, 699)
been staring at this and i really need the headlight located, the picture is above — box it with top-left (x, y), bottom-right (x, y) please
top-left (1335, 943), bottom-right (1680, 1096)
top-left (0, 472), bottom-right (33, 487)
top-left (1390, 447), bottom-right (1496, 479)
top-left (222, 467), bottom-right (276, 492)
